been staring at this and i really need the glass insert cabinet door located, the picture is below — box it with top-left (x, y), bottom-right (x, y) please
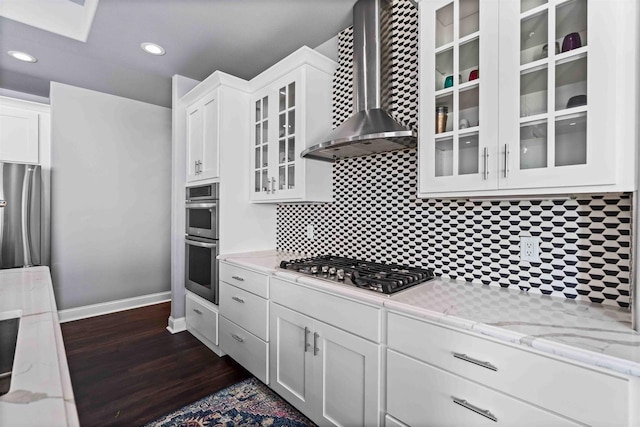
top-left (418, 0), bottom-right (500, 194)
top-left (498, 0), bottom-right (617, 189)
top-left (250, 71), bottom-right (304, 201)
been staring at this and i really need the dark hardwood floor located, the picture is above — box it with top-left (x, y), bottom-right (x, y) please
top-left (61, 302), bottom-right (250, 427)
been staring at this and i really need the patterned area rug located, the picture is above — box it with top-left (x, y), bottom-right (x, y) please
top-left (145, 377), bottom-right (315, 427)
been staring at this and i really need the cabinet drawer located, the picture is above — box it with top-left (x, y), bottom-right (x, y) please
top-left (271, 277), bottom-right (381, 342)
top-left (186, 293), bottom-right (218, 345)
top-left (387, 350), bottom-right (580, 427)
top-left (220, 281), bottom-right (268, 341)
top-left (219, 317), bottom-right (268, 384)
top-left (219, 262), bottom-right (269, 298)
top-left (388, 312), bottom-right (629, 426)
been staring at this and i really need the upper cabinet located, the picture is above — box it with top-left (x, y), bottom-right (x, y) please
top-left (249, 47), bottom-right (337, 203)
top-left (185, 89), bottom-right (220, 183)
top-left (418, 0), bottom-right (638, 198)
top-left (0, 98), bottom-right (50, 165)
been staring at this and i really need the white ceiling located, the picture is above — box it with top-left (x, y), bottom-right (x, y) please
top-left (0, 0), bottom-right (356, 107)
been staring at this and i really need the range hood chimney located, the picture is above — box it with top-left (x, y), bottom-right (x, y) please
top-left (302, 0), bottom-right (417, 162)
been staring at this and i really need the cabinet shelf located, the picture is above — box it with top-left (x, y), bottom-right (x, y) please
top-left (435, 42), bottom-right (455, 55)
top-left (520, 3), bottom-right (549, 20)
top-left (459, 126), bottom-right (480, 136)
top-left (555, 46), bottom-right (588, 66)
top-left (555, 105), bottom-right (587, 121)
top-left (435, 87), bottom-right (454, 98)
top-left (434, 131), bottom-right (454, 140)
top-left (459, 80), bottom-right (480, 93)
top-left (520, 58), bottom-right (548, 75)
top-left (520, 113), bottom-right (548, 126)
top-left (459, 31), bottom-right (480, 46)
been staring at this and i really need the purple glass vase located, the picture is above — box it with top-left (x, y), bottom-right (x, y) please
top-left (561, 32), bottom-right (582, 53)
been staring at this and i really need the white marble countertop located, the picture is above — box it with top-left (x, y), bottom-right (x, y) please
top-left (219, 250), bottom-right (640, 377)
top-left (0, 267), bottom-right (79, 427)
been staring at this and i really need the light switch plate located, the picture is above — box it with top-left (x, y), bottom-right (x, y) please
top-left (520, 236), bottom-right (540, 262)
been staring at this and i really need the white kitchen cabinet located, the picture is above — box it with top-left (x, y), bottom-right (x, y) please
top-left (219, 262), bottom-right (270, 383)
top-left (269, 277), bottom-right (381, 426)
top-left (186, 89), bottom-right (219, 182)
top-left (386, 310), bottom-right (632, 426)
top-left (0, 99), bottom-right (50, 164)
top-left (270, 302), bottom-right (381, 426)
top-left (387, 349), bottom-right (581, 427)
top-left (185, 291), bottom-right (220, 354)
top-left (249, 46), bottom-right (336, 203)
top-left (417, 0), bottom-right (638, 197)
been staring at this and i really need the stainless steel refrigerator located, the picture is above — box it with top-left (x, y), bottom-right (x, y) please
top-left (0, 162), bottom-right (41, 269)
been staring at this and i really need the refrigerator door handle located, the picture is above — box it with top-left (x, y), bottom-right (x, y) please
top-left (21, 167), bottom-right (33, 266)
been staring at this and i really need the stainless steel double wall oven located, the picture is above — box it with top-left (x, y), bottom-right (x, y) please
top-left (185, 183), bottom-right (219, 304)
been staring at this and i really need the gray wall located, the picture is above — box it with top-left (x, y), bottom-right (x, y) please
top-left (50, 82), bottom-right (171, 310)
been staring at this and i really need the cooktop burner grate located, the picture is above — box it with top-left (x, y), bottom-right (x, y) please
top-left (279, 255), bottom-right (434, 294)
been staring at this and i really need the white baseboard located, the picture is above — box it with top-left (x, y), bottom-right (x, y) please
top-left (167, 316), bottom-right (187, 334)
top-left (58, 291), bottom-right (171, 323)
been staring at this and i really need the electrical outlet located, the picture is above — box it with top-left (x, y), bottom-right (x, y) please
top-left (520, 236), bottom-right (540, 262)
top-left (306, 224), bottom-right (314, 240)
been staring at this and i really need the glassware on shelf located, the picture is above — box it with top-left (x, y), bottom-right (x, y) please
top-left (468, 69), bottom-right (479, 81)
top-left (541, 42), bottom-right (559, 59)
top-left (436, 106), bottom-right (449, 133)
top-left (561, 32), bottom-right (582, 52)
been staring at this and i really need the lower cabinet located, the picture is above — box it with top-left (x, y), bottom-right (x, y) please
top-left (387, 350), bottom-right (580, 427)
top-left (185, 291), bottom-right (220, 354)
top-left (386, 311), bottom-right (632, 427)
top-left (270, 301), bottom-right (381, 426)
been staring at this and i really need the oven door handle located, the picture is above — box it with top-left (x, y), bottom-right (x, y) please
top-left (185, 238), bottom-right (217, 249)
top-left (186, 202), bottom-right (217, 209)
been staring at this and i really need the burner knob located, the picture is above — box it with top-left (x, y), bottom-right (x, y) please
top-left (336, 269), bottom-right (345, 280)
top-left (310, 266), bottom-right (319, 274)
top-left (321, 265), bottom-right (329, 273)
top-left (328, 267), bottom-right (337, 275)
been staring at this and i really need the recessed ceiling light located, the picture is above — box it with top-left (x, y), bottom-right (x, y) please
top-left (8, 50), bottom-right (37, 63)
top-left (141, 42), bottom-right (165, 56)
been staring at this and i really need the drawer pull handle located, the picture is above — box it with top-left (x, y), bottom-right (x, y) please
top-left (193, 308), bottom-right (203, 315)
top-left (231, 334), bottom-right (244, 343)
top-left (304, 327), bottom-right (311, 352)
top-left (313, 332), bottom-right (319, 356)
top-left (452, 352), bottom-right (498, 371)
top-left (452, 397), bottom-right (498, 422)
top-left (231, 296), bottom-right (245, 303)
top-left (232, 276), bottom-right (245, 282)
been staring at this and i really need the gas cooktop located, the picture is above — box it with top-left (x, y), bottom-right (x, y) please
top-left (279, 255), bottom-right (434, 295)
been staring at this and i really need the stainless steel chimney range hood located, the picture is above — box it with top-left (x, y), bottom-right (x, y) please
top-left (302, 0), bottom-right (417, 162)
